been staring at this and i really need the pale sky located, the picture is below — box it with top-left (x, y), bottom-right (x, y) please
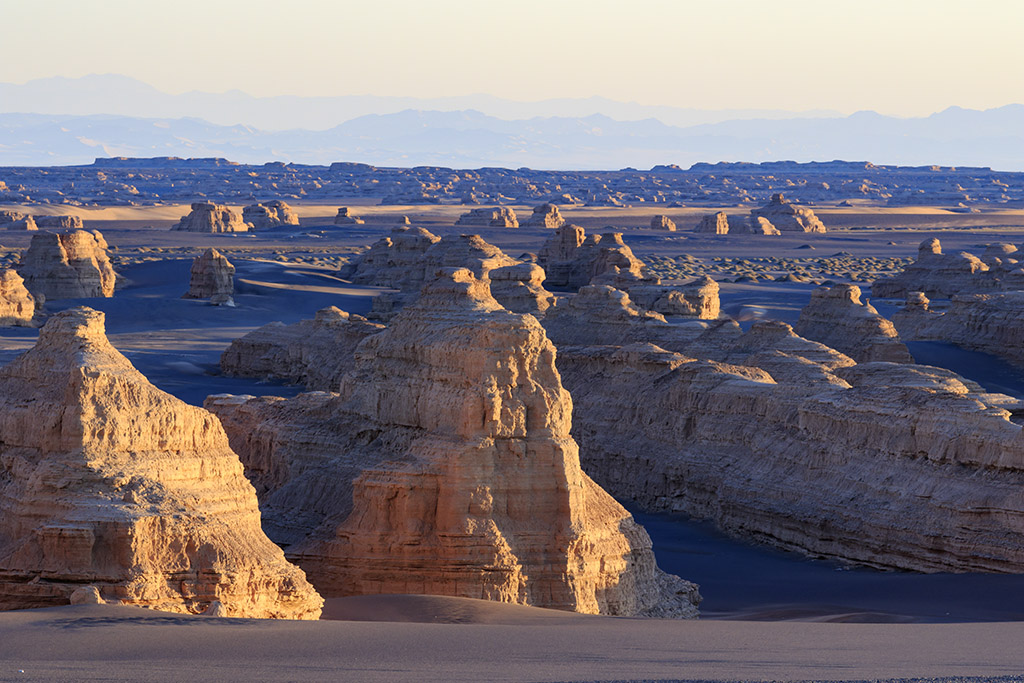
top-left (3, 0), bottom-right (1022, 115)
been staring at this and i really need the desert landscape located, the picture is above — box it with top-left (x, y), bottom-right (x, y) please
top-left (3, 1), bottom-right (1024, 680)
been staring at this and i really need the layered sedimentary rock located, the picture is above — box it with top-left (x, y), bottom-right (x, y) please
top-left (455, 206), bottom-right (519, 228)
top-left (538, 225), bottom-right (653, 290)
top-left (558, 339), bottom-right (1024, 573)
top-left (334, 207), bottom-right (365, 225)
top-left (35, 215), bottom-right (84, 230)
top-left (487, 263), bottom-right (554, 315)
top-left (750, 193), bottom-right (826, 232)
top-left (625, 276), bottom-right (720, 319)
top-left (650, 215), bottom-right (676, 231)
top-left (220, 306), bottom-right (385, 391)
top-left (171, 202), bottom-right (249, 233)
top-left (873, 238), bottom-right (995, 298)
top-left (0, 308), bottom-right (322, 618)
top-left (339, 227), bottom-right (440, 288)
top-left (17, 230), bottom-right (116, 300)
top-left (522, 203), bottom-right (565, 229)
top-left (794, 284), bottom-right (913, 363)
top-left (893, 290), bottom-right (1024, 369)
top-left (0, 269), bottom-right (37, 326)
top-left (183, 248), bottom-right (234, 304)
top-left (728, 215), bottom-right (780, 235)
top-left (242, 200), bottom-right (299, 229)
top-left (694, 212), bottom-right (729, 234)
top-left (0, 213), bottom-right (36, 231)
top-left (207, 269), bottom-right (699, 617)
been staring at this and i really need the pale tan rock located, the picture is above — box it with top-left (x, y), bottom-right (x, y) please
top-left (183, 248), bottom-right (234, 304)
top-left (171, 202), bottom-right (249, 233)
top-left (625, 276), bottom-right (721, 320)
top-left (455, 206), bottom-right (519, 228)
top-left (17, 230), bottom-right (116, 300)
top-left (334, 207), bottom-right (365, 225)
top-left (0, 210), bottom-right (26, 225)
top-left (487, 263), bottom-right (554, 315)
top-left (69, 586), bottom-right (105, 606)
top-left (522, 203), bottom-right (565, 229)
top-left (538, 225), bottom-right (653, 290)
top-left (207, 270), bottom-right (699, 617)
top-left (242, 200), bottom-right (299, 229)
top-left (0, 269), bottom-right (37, 326)
top-left (750, 193), bottom-right (826, 232)
top-left (0, 308), bottom-right (323, 618)
top-left (728, 215), bottom-right (780, 235)
top-left (650, 215), bottom-right (676, 231)
top-left (1, 214), bottom-right (36, 231)
top-left (873, 238), bottom-right (993, 298)
top-left (558, 340), bottom-right (1024, 573)
top-left (794, 284), bottom-right (913, 363)
top-left (694, 212), bottom-right (730, 234)
top-left (339, 227), bottom-right (440, 288)
top-left (220, 307), bottom-right (384, 391)
top-left (35, 215), bottom-right (84, 230)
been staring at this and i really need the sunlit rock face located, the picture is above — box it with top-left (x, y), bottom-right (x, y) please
top-left (750, 193), bottom-right (826, 233)
top-left (0, 269), bottom-right (37, 326)
top-left (522, 203), bottom-right (565, 229)
top-left (794, 284), bottom-right (912, 363)
top-left (171, 202), bottom-right (249, 233)
top-left (243, 200), bottom-right (299, 229)
top-left (207, 269), bottom-right (700, 617)
top-left (0, 308), bottom-right (323, 618)
top-left (17, 230), bottom-right (117, 300)
top-left (183, 248), bottom-right (235, 304)
top-left (455, 206), bottom-right (519, 227)
top-left (873, 238), bottom-right (995, 299)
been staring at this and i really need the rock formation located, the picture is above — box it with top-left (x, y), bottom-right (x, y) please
top-left (339, 227), bottom-right (440, 288)
top-left (750, 193), bottom-right (826, 232)
top-left (794, 284), bottom-right (913, 363)
top-left (624, 276), bottom-right (721, 319)
top-left (170, 202), bottom-right (249, 233)
top-left (557, 337), bottom-right (1024, 573)
top-left (35, 215), bottom-right (84, 230)
top-left (538, 225), bottom-right (652, 290)
top-left (893, 290), bottom-right (1024, 369)
top-left (206, 269), bottom-right (699, 617)
top-left (522, 203), bottom-right (565, 229)
top-left (694, 212), bottom-right (730, 234)
top-left (334, 207), bottom-right (365, 225)
top-left (0, 269), bottom-right (37, 326)
top-left (455, 206), bottom-right (519, 228)
top-left (0, 210), bottom-right (25, 225)
top-left (487, 263), bottom-right (554, 315)
top-left (872, 238), bottom-right (995, 299)
top-left (650, 215), bottom-right (676, 231)
top-left (0, 308), bottom-right (323, 618)
top-left (220, 307), bottom-right (385, 391)
top-left (183, 248), bottom-right (235, 305)
top-left (242, 200), bottom-right (299, 229)
top-left (17, 230), bottom-right (117, 300)
top-left (0, 212), bottom-right (36, 231)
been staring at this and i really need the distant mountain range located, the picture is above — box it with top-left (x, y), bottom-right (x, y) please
top-left (0, 75), bottom-right (1021, 170)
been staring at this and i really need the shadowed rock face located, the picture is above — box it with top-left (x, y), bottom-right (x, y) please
top-left (650, 215), bottom-right (676, 231)
top-left (873, 238), bottom-right (995, 299)
top-left (220, 306), bottom-right (385, 391)
top-left (487, 263), bottom-right (554, 315)
top-left (17, 230), bottom-right (116, 300)
top-left (35, 215), bottom-right (84, 230)
top-left (0, 308), bottom-right (323, 618)
top-left (538, 225), bottom-right (652, 290)
top-left (0, 269), bottom-right (37, 326)
top-left (242, 200), bottom-right (299, 229)
top-left (207, 269), bottom-right (699, 617)
top-left (794, 284), bottom-right (913, 363)
top-left (557, 335), bottom-right (1024, 574)
top-left (183, 248), bottom-right (234, 304)
top-left (334, 207), bottom-right (365, 225)
top-left (694, 212), bottom-right (730, 234)
top-left (171, 202), bottom-right (248, 233)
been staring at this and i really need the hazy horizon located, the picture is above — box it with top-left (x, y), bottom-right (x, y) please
top-left (5, 0), bottom-right (1023, 117)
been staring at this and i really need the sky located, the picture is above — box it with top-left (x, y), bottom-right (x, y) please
top-left (3, 0), bottom-right (1022, 116)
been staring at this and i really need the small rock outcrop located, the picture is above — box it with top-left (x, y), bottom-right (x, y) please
top-left (334, 207), bottom-right (365, 225)
top-left (625, 276), bottom-right (721, 319)
top-left (694, 212), bottom-right (730, 234)
top-left (183, 248), bottom-right (235, 305)
top-left (522, 203), bottom-right (565, 229)
top-left (339, 227), bottom-right (440, 288)
top-left (487, 263), bottom-right (555, 315)
top-left (220, 307), bottom-right (385, 391)
top-left (0, 212), bottom-right (36, 231)
top-left (207, 269), bottom-right (699, 617)
top-left (0, 308), bottom-right (323, 618)
top-left (242, 200), bottom-right (299, 229)
top-left (750, 193), bottom-right (826, 232)
top-left (728, 215), bottom-right (780, 235)
top-left (171, 203), bottom-right (249, 233)
top-left (650, 215), bottom-right (676, 231)
top-left (0, 268), bottom-right (37, 327)
top-left (455, 206), bottom-right (519, 228)
top-left (17, 230), bottom-right (116, 300)
top-left (0, 269), bottom-right (37, 326)
top-left (873, 238), bottom-right (994, 299)
top-left (35, 215), bottom-right (84, 230)
top-left (794, 284), bottom-right (913, 363)
top-left (538, 225), bottom-right (652, 290)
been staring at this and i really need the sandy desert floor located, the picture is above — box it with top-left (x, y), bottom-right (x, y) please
top-left (2, 203), bottom-right (1024, 681)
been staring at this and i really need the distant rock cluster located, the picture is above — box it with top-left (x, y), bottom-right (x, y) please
top-left (17, 230), bottom-right (117, 300)
top-left (694, 194), bottom-right (824, 235)
top-left (171, 202), bottom-right (249, 233)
